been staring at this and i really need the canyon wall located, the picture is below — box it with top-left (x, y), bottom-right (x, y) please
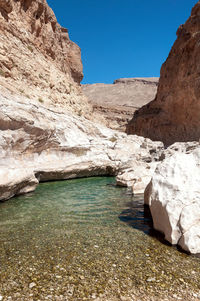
top-left (82, 78), bottom-right (158, 131)
top-left (126, 2), bottom-right (200, 146)
top-left (0, 0), bottom-right (164, 201)
top-left (0, 0), bottom-right (92, 116)
top-left (0, 86), bottom-right (165, 201)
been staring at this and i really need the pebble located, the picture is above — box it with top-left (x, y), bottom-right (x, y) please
top-left (29, 282), bottom-right (36, 289)
top-left (0, 295), bottom-right (3, 301)
top-left (146, 277), bottom-right (156, 282)
top-left (172, 294), bottom-right (182, 300)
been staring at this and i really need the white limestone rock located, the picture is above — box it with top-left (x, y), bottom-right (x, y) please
top-left (0, 87), bottom-right (164, 201)
top-left (116, 162), bottom-right (158, 194)
top-left (0, 168), bottom-right (38, 201)
top-left (145, 147), bottom-right (200, 254)
top-left (179, 224), bottom-right (200, 254)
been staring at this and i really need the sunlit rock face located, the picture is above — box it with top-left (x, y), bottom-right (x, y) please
top-left (0, 0), bottom-right (164, 201)
top-left (0, 0), bottom-right (92, 116)
top-left (126, 2), bottom-right (200, 146)
top-left (145, 144), bottom-right (200, 254)
top-left (82, 78), bottom-right (158, 131)
top-left (0, 87), bottom-right (165, 201)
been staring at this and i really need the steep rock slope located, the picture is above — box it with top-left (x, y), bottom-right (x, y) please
top-left (0, 0), bottom-right (92, 115)
top-left (0, 0), bottom-right (163, 201)
top-left (126, 2), bottom-right (200, 146)
top-left (82, 78), bottom-right (158, 131)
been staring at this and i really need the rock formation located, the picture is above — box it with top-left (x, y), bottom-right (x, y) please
top-left (126, 2), bottom-right (200, 146)
top-left (144, 144), bottom-right (200, 254)
top-left (0, 0), bottom-right (161, 201)
top-left (82, 78), bottom-right (158, 131)
top-left (0, 86), bottom-right (164, 201)
top-left (0, 0), bottom-right (199, 259)
top-left (0, 0), bottom-right (92, 116)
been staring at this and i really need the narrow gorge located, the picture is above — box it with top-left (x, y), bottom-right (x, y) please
top-left (0, 0), bottom-right (200, 300)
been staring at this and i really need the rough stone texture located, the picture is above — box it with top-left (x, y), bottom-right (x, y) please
top-left (116, 162), bottom-right (158, 194)
top-left (82, 78), bottom-right (158, 131)
top-left (144, 145), bottom-right (200, 254)
top-left (116, 141), bottom-right (199, 194)
top-left (126, 2), bottom-right (200, 146)
top-left (0, 86), bottom-right (164, 201)
top-left (0, 0), bottom-right (92, 116)
top-left (0, 169), bottom-right (38, 201)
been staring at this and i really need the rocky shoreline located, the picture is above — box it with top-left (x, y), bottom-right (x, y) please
top-left (1, 85), bottom-right (199, 255)
top-left (0, 86), bottom-right (163, 201)
top-left (0, 0), bottom-right (199, 269)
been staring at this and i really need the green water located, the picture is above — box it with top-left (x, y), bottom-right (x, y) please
top-left (0, 177), bottom-right (199, 301)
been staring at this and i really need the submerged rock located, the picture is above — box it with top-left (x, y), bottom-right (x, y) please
top-left (145, 145), bottom-right (200, 254)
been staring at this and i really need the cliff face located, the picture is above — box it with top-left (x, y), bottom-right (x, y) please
top-left (82, 78), bottom-right (158, 131)
top-left (0, 0), bottom-right (91, 115)
top-left (126, 2), bottom-right (200, 146)
top-left (0, 0), bottom-right (165, 202)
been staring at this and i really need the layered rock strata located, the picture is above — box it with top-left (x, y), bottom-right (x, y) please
top-left (144, 144), bottom-right (200, 254)
top-left (0, 0), bottom-right (92, 116)
top-left (126, 2), bottom-right (200, 146)
top-left (0, 86), bottom-right (164, 201)
top-left (82, 78), bottom-right (158, 131)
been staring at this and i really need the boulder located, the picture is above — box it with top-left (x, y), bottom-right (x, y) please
top-left (0, 168), bottom-right (38, 201)
top-left (116, 162), bottom-right (158, 194)
top-left (145, 146), bottom-right (200, 254)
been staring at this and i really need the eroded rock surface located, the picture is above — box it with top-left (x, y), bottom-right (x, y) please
top-left (127, 2), bottom-right (200, 146)
top-left (145, 145), bottom-right (200, 254)
top-left (0, 87), bottom-right (164, 201)
top-left (0, 0), bottom-right (92, 116)
top-left (82, 78), bottom-right (158, 131)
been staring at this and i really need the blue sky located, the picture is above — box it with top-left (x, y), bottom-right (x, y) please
top-left (47, 0), bottom-right (197, 84)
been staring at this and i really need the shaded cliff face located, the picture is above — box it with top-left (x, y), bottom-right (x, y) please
top-left (82, 78), bottom-right (158, 131)
top-left (0, 0), bottom-right (92, 115)
top-left (126, 2), bottom-right (200, 146)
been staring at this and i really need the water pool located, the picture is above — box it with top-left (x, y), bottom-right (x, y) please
top-left (0, 177), bottom-right (199, 300)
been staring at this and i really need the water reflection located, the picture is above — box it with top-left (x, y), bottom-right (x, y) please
top-left (119, 198), bottom-right (153, 235)
top-left (119, 195), bottom-right (176, 248)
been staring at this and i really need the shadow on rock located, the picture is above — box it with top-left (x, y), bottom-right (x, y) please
top-left (118, 196), bottom-right (170, 246)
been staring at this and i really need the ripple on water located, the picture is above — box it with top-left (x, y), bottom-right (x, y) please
top-left (0, 177), bottom-right (200, 300)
